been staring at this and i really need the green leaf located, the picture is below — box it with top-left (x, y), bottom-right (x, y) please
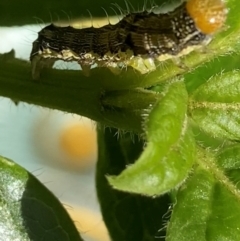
top-left (216, 144), bottom-right (240, 189)
top-left (166, 149), bottom-right (240, 241)
top-left (0, 156), bottom-right (83, 241)
top-left (107, 80), bottom-right (196, 196)
top-left (189, 70), bottom-right (240, 140)
top-left (217, 144), bottom-right (240, 169)
top-left (96, 126), bottom-right (171, 241)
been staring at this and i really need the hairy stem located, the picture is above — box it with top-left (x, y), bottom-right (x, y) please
top-left (0, 52), bottom-right (160, 132)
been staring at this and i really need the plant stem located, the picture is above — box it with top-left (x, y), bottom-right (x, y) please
top-left (0, 52), bottom-right (159, 132)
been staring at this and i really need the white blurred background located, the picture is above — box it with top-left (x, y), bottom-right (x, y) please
top-left (0, 23), bottom-right (112, 241)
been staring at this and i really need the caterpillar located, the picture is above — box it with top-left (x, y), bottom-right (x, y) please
top-left (30, 0), bottom-right (227, 79)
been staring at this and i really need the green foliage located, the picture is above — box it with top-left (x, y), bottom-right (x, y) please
top-left (107, 80), bottom-right (196, 196)
top-left (96, 127), bottom-right (171, 240)
top-left (189, 70), bottom-right (240, 140)
top-left (1, 0), bottom-right (240, 240)
top-left (0, 156), bottom-right (82, 241)
top-left (167, 149), bottom-right (240, 241)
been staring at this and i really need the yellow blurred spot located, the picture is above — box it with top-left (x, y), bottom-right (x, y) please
top-left (60, 122), bottom-right (96, 159)
top-left (66, 206), bottom-right (110, 241)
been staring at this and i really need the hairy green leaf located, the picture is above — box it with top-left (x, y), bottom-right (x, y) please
top-left (107, 80), bottom-right (195, 196)
top-left (217, 144), bottom-right (240, 189)
top-left (189, 70), bottom-right (240, 140)
top-left (166, 149), bottom-right (240, 241)
top-left (96, 126), bottom-right (171, 241)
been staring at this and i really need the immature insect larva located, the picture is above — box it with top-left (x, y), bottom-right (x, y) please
top-left (30, 0), bottom-right (227, 79)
